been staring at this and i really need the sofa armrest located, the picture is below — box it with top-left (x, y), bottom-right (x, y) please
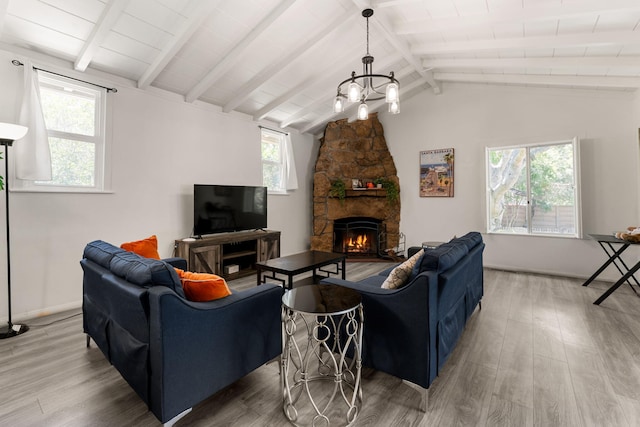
top-left (162, 257), bottom-right (187, 270)
top-left (147, 283), bottom-right (282, 423)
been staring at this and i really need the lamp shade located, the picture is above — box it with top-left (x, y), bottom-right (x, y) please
top-left (348, 82), bottom-right (361, 103)
top-left (0, 122), bottom-right (28, 141)
top-left (357, 102), bottom-right (369, 120)
top-left (333, 96), bottom-right (345, 113)
top-left (385, 83), bottom-right (399, 103)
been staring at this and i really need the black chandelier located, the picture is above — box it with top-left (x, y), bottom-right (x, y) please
top-left (333, 8), bottom-right (400, 120)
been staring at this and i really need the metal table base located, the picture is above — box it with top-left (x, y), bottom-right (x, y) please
top-left (281, 285), bottom-right (363, 426)
top-left (583, 234), bottom-right (640, 305)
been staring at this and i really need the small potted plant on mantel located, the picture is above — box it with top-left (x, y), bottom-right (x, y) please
top-left (373, 177), bottom-right (399, 203)
top-left (329, 179), bottom-right (347, 203)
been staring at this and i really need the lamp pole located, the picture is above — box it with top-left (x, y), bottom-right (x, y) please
top-left (0, 122), bottom-right (29, 339)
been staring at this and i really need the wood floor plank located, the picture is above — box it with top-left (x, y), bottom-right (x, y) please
top-left (533, 355), bottom-right (581, 427)
top-left (564, 343), bottom-right (628, 427)
top-left (486, 395), bottom-right (533, 427)
top-left (618, 395), bottom-right (640, 426)
top-left (434, 361), bottom-right (496, 426)
top-left (3, 267), bottom-right (640, 427)
top-left (583, 304), bottom-right (640, 401)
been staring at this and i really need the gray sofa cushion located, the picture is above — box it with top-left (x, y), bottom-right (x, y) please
top-left (84, 240), bottom-right (126, 269)
top-left (110, 251), bottom-right (185, 298)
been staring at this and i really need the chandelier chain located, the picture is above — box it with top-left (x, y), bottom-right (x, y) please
top-left (366, 13), bottom-right (370, 56)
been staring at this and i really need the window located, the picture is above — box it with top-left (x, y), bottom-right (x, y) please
top-left (16, 71), bottom-right (108, 192)
top-left (261, 128), bottom-right (297, 193)
top-left (486, 138), bottom-right (581, 237)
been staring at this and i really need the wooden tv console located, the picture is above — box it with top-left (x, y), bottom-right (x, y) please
top-left (174, 230), bottom-right (280, 280)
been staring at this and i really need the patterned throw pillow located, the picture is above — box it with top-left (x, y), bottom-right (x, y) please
top-left (381, 249), bottom-right (425, 289)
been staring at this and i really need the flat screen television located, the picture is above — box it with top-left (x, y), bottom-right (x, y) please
top-left (194, 184), bottom-right (267, 236)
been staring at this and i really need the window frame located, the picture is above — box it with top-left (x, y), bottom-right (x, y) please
top-left (260, 128), bottom-right (287, 194)
top-left (485, 137), bottom-right (582, 238)
top-left (11, 71), bottom-right (111, 193)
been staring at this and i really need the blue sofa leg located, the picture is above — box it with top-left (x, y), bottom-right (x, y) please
top-left (403, 380), bottom-right (428, 412)
top-left (163, 408), bottom-right (192, 427)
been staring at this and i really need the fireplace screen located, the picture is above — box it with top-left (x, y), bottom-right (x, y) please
top-left (333, 217), bottom-right (384, 257)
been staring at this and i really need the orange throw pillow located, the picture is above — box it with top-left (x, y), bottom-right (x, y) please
top-left (120, 235), bottom-right (161, 259)
top-left (177, 270), bottom-right (232, 302)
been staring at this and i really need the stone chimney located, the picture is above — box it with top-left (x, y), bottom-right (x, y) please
top-left (311, 113), bottom-right (400, 254)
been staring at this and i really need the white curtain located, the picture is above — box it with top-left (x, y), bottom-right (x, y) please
top-left (16, 60), bottom-right (52, 181)
top-left (283, 133), bottom-right (298, 191)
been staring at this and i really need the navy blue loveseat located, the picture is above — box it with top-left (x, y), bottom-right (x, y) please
top-left (321, 231), bottom-right (484, 409)
top-left (80, 240), bottom-right (282, 425)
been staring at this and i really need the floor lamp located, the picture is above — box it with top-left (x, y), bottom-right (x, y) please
top-left (0, 122), bottom-right (29, 339)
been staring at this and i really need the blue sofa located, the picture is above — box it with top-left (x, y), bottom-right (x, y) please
top-left (321, 231), bottom-right (484, 409)
top-left (80, 240), bottom-right (282, 426)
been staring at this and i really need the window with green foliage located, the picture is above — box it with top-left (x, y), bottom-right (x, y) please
top-left (19, 72), bottom-right (108, 191)
top-left (486, 138), bottom-right (581, 237)
top-left (261, 129), bottom-right (285, 193)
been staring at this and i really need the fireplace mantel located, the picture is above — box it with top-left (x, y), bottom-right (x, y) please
top-left (344, 189), bottom-right (387, 197)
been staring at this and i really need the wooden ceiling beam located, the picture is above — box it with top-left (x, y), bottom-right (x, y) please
top-left (423, 56), bottom-right (640, 71)
top-left (433, 71), bottom-right (640, 89)
top-left (74, 0), bottom-right (130, 72)
top-left (413, 31), bottom-right (640, 56)
top-left (184, 0), bottom-right (295, 103)
top-left (222, 14), bottom-right (356, 113)
top-left (137, 0), bottom-right (221, 89)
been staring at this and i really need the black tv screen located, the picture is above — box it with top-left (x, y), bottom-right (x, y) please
top-left (194, 184), bottom-right (267, 236)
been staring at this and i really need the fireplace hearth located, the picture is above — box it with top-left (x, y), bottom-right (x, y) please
top-left (333, 217), bottom-right (384, 257)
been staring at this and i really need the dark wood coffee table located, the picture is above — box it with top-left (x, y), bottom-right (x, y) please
top-left (256, 250), bottom-right (346, 290)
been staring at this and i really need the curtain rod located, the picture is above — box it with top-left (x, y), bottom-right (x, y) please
top-left (12, 60), bottom-right (118, 93)
top-left (258, 125), bottom-right (288, 135)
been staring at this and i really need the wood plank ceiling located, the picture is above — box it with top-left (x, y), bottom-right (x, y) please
top-left (1, 0), bottom-right (640, 135)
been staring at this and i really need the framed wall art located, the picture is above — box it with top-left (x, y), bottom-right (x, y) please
top-left (419, 148), bottom-right (454, 197)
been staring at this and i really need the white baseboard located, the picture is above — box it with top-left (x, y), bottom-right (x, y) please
top-left (1, 300), bottom-right (82, 324)
top-left (483, 263), bottom-right (615, 283)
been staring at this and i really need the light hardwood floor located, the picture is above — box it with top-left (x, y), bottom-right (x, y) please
top-left (2, 264), bottom-right (640, 426)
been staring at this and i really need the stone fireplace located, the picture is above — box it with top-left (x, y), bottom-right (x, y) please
top-left (311, 113), bottom-right (400, 257)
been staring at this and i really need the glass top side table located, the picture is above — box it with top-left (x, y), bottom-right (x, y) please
top-left (281, 284), bottom-right (363, 426)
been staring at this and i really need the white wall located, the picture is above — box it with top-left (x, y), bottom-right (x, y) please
top-left (381, 82), bottom-right (640, 280)
top-left (0, 49), bottom-right (316, 321)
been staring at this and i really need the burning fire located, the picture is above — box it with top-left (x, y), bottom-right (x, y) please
top-left (345, 233), bottom-right (370, 252)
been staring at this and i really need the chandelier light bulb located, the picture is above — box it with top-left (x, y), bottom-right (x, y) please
top-left (385, 83), bottom-right (399, 103)
top-left (333, 96), bottom-right (344, 113)
top-left (357, 101), bottom-right (369, 120)
top-left (389, 100), bottom-right (400, 114)
top-left (348, 82), bottom-right (361, 102)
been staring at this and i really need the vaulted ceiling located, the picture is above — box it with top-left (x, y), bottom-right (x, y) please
top-left (2, 0), bottom-right (640, 135)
